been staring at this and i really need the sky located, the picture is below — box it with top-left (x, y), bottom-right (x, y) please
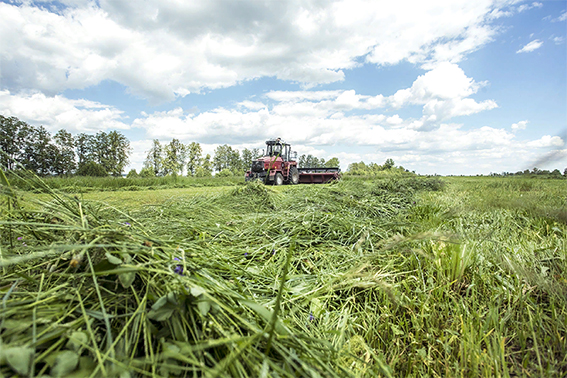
top-left (0, 0), bottom-right (566, 175)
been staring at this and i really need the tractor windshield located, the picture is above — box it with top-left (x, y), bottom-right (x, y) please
top-left (267, 143), bottom-right (283, 157)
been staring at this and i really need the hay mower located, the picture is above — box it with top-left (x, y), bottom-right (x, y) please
top-left (245, 138), bottom-right (340, 185)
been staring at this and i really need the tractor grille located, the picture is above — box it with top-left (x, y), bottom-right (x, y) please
top-left (251, 161), bottom-right (264, 172)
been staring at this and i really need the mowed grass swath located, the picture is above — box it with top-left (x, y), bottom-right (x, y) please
top-left (0, 173), bottom-right (566, 377)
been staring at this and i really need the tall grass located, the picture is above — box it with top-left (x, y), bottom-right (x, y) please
top-left (1, 174), bottom-right (566, 376)
top-left (7, 174), bottom-right (244, 193)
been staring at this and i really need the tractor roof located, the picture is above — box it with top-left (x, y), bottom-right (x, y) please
top-left (266, 138), bottom-right (289, 146)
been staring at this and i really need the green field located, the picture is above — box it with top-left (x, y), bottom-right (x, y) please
top-left (1, 175), bottom-right (566, 377)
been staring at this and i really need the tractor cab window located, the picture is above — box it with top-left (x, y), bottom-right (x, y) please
top-left (267, 143), bottom-right (283, 157)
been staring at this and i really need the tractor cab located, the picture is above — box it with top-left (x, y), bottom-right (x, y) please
top-left (265, 138), bottom-right (295, 161)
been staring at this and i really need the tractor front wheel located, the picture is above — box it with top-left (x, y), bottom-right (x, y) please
top-left (289, 167), bottom-right (299, 185)
top-left (274, 172), bottom-right (284, 186)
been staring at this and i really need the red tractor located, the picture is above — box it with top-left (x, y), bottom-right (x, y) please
top-left (245, 138), bottom-right (340, 185)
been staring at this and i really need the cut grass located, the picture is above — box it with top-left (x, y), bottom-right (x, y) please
top-left (1, 174), bottom-right (566, 377)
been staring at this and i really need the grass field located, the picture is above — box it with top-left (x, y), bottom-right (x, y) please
top-left (1, 174), bottom-right (566, 377)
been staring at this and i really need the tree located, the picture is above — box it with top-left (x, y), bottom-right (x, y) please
top-left (185, 142), bottom-right (202, 176)
top-left (564, 168), bottom-right (567, 177)
top-left (325, 157), bottom-right (340, 168)
top-left (104, 131), bottom-right (131, 176)
top-left (201, 154), bottom-right (213, 174)
top-left (53, 129), bottom-right (76, 175)
top-left (550, 169), bottom-right (562, 178)
top-left (383, 158), bottom-right (395, 170)
top-left (144, 139), bottom-right (164, 176)
top-left (213, 145), bottom-right (240, 172)
top-left (162, 139), bottom-right (186, 176)
top-left (241, 148), bottom-right (254, 170)
top-left (0, 115), bottom-right (30, 170)
top-left (75, 133), bottom-right (99, 169)
top-left (21, 126), bottom-right (56, 176)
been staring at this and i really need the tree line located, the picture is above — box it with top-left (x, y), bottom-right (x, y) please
top-left (0, 115), bottom-right (131, 176)
top-left (137, 139), bottom-right (341, 178)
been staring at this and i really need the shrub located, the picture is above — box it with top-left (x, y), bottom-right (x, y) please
top-left (76, 161), bottom-right (107, 177)
top-left (216, 169), bottom-right (233, 177)
top-left (126, 169), bottom-right (139, 178)
top-left (139, 167), bottom-right (155, 177)
top-left (195, 166), bottom-right (212, 178)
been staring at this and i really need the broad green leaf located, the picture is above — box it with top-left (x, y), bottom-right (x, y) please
top-left (148, 306), bottom-right (175, 321)
top-left (152, 295), bottom-right (169, 310)
top-left (197, 300), bottom-right (211, 316)
top-left (240, 300), bottom-right (288, 335)
top-left (190, 286), bottom-right (206, 297)
top-left (66, 331), bottom-right (89, 351)
top-left (4, 346), bottom-right (33, 376)
top-left (51, 350), bottom-right (79, 377)
top-left (310, 297), bottom-right (324, 317)
top-left (119, 271), bottom-right (136, 288)
top-left (105, 252), bottom-right (122, 265)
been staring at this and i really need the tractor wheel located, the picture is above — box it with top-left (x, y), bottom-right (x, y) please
top-left (289, 167), bottom-right (299, 185)
top-left (274, 172), bottom-right (284, 186)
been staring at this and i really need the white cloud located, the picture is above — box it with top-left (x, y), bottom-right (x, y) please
top-left (516, 39), bottom-right (543, 53)
top-left (517, 2), bottom-right (543, 13)
top-left (552, 36), bottom-right (564, 44)
top-left (511, 120), bottom-right (528, 130)
top-left (0, 90), bottom-right (128, 133)
top-left (554, 11), bottom-right (567, 22)
top-left (527, 135), bottom-right (564, 148)
top-left (0, 0), bottom-right (516, 101)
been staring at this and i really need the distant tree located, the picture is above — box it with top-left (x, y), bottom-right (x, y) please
top-left (105, 131), bottom-right (131, 176)
top-left (0, 115), bottom-right (31, 170)
top-left (298, 154), bottom-right (307, 168)
top-left (213, 145), bottom-right (240, 172)
top-left (550, 169), bottom-right (562, 178)
top-left (144, 139), bottom-right (164, 176)
top-left (201, 154), bottom-right (213, 174)
top-left (75, 133), bottom-right (97, 169)
top-left (347, 161), bottom-right (368, 175)
top-left (325, 157), bottom-right (340, 168)
top-left (241, 148), bottom-right (255, 170)
top-left (383, 158), bottom-right (395, 170)
top-left (52, 129), bottom-right (76, 175)
top-left (564, 168), bottom-right (567, 177)
top-left (303, 155), bottom-right (319, 168)
top-left (21, 126), bottom-right (56, 176)
top-left (162, 139), bottom-right (186, 176)
top-left (185, 142), bottom-right (202, 176)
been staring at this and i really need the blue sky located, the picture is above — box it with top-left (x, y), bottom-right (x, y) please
top-left (0, 0), bottom-right (565, 175)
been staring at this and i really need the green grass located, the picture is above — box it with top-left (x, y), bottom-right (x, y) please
top-left (7, 174), bottom-right (245, 193)
top-left (0, 174), bottom-right (566, 377)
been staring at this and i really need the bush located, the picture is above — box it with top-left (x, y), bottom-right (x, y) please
top-left (195, 166), bottom-right (212, 178)
top-left (139, 167), bottom-right (155, 178)
top-left (216, 169), bottom-right (233, 177)
top-left (76, 161), bottom-right (107, 177)
top-left (126, 169), bottom-right (139, 178)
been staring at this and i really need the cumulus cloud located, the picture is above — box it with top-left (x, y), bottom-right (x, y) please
top-left (527, 135), bottom-right (564, 148)
top-left (511, 120), bottom-right (528, 130)
top-left (0, 0), bottom-right (516, 101)
top-left (516, 39), bottom-right (543, 53)
top-left (0, 90), bottom-right (128, 133)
